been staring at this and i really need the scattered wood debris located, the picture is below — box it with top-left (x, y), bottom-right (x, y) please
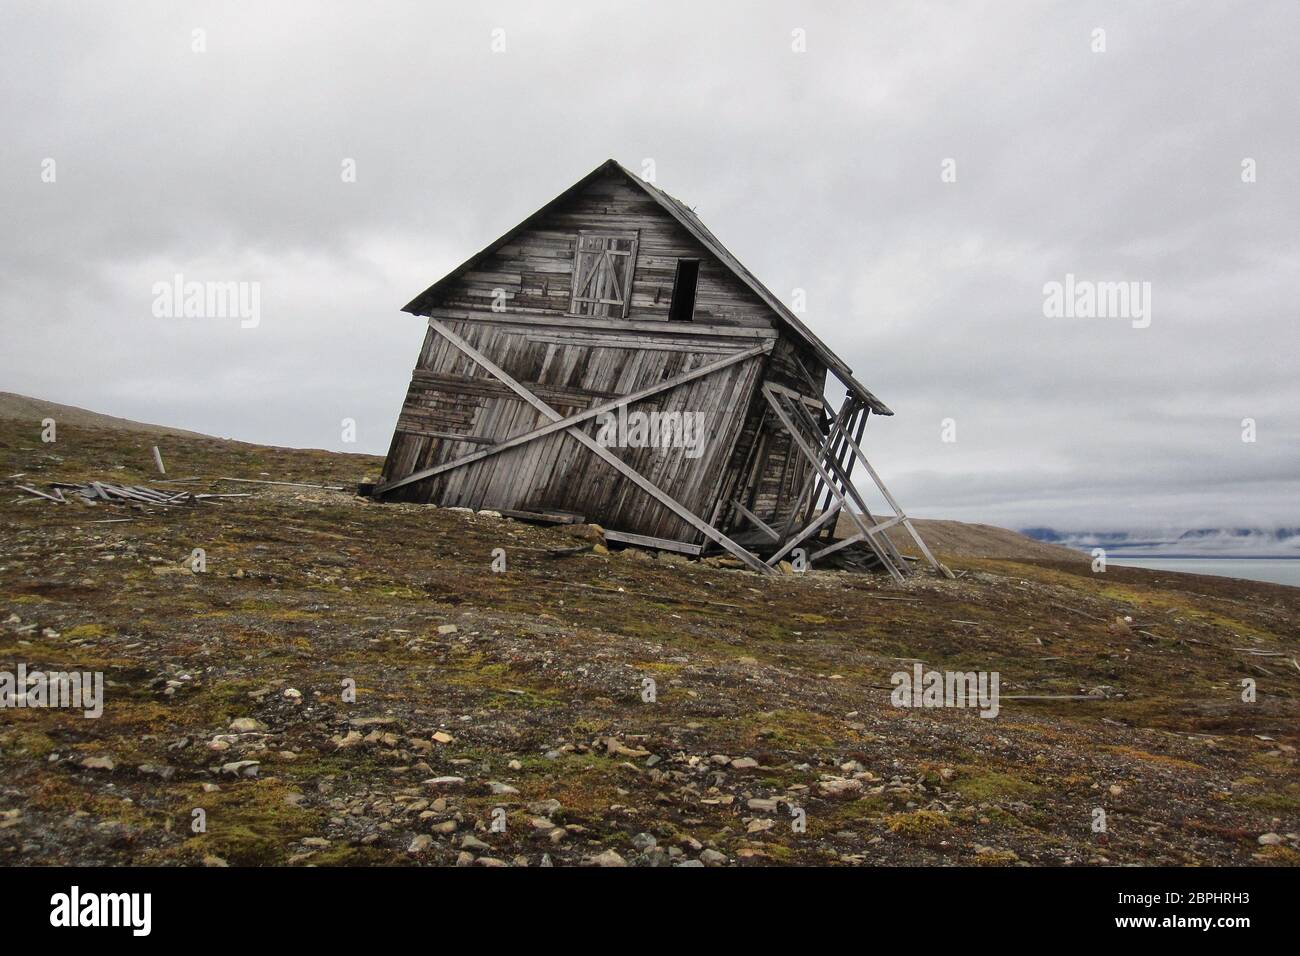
top-left (12, 480), bottom-right (252, 508)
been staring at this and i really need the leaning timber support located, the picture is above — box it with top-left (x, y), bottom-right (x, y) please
top-left (761, 386), bottom-right (906, 583)
top-left (760, 382), bottom-right (946, 581)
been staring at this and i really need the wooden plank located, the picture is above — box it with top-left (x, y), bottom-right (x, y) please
top-left (603, 529), bottom-right (704, 556)
top-left (730, 499), bottom-right (780, 542)
top-left (499, 508), bottom-right (587, 525)
top-left (425, 306), bottom-right (777, 341)
top-left (766, 500), bottom-right (842, 566)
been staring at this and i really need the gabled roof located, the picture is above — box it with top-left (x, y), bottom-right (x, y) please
top-left (402, 159), bottom-right (892, 415)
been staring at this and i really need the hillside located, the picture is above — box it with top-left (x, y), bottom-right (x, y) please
top-left (0, 400), bottom-right (1297, 867)
top-left (0, 391), bottom-right (212, 440)
top-left (830, 514), bottom-right (1086, 562)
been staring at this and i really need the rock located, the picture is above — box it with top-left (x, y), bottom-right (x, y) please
top-left (730, 757), bottom-right (759, 769)
top-left (746, 818), bottom-right (775, 834)
top-left (461, 834), bottom-right (491, 852)
top-left (699, 848), bottom-right (728, 866)
top-left (1108, 784), bottom-right (1123, 797)
top-left (632, 832), bottom-right (657, 851)
top-left (408, 834), bottom-right (433, 853)
top-left (202, 855), bottom-right (229, 867)
top-left (477, 510), bottom-right (503, 519)
top-left (507, 759), bottom-right (522, 771)
top-left (79, 756), bottom-right (116, 771)
top-left (817, 777), bottom-right (863, 797)
top-left (605, 737), bottom-right (651, 758)
top-left (331, 730), bottom-right (363, 749)
top-left (588, 849), bottom-right (627, 867)
top-left (562, 523), bottom-right (605, 543)
top-left (1257, 832), bottom-right (1283, 846)
top-left (282, 688), bottom-right (302, 702)
top-left (349, 716), bottom-right (399, 729)
top-left (431, 820), bottom-right (458, 835)
top-left (431, 731), bottom-right (454, 744)
top-left (437, 624), bottom-right (459, 635)
top-left (677, 859), bottom-right (705, 867)
top-left (476, 856), bottom-right (508, 867)
top-left (220, 760), bottom-right (260, 777)
top-left (528, 799), bottom-right (561, 817)
top-left (456, 851), bottom-right (475, 866)
top-left (423, 776), bottom-right (466, 790)
top-left (228, 718), bottom-right (266, 733)
top-left (488, 781), bottom-right (519, 795)
top-left (747, 798), bottom-right (779, 812)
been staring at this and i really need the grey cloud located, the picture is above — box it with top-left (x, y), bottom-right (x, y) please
top-left (1, 0), bottom-right (1295, 532)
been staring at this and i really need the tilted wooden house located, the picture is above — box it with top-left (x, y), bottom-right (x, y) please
top-left (373, 160), bottom-right (940, 579)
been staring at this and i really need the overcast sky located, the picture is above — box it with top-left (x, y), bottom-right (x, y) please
top-left (2, 1), bottom-right (1296, 532)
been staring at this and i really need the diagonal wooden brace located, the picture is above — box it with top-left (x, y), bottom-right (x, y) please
top-left (420, 318), bottom-right (776, 575)
top-left (762, 385), bottom-right (905, 582)
top-left (374, 339), bottom-right (771, 496)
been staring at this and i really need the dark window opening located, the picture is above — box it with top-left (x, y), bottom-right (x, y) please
top-left (668, 259), bottom-right (699, 321)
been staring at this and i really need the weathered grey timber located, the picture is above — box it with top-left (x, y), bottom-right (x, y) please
top-left (374, 159), bottom-right (942, 578)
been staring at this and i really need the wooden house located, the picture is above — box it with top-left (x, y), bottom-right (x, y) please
top-left (372, 160), bottom-right (940, 579)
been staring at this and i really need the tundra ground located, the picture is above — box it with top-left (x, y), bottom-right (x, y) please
top-left (1, 416), bottom-right (1296, 866)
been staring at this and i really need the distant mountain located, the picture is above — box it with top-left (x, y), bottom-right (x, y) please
top-left (1021, 527), bottom-right (1300, 558)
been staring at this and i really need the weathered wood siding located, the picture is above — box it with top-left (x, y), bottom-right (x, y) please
top-left (380, 167), bottom-right (791, 543)
top-left (719, 337), bottom-right (829, 532)
top-left (432, 168), bottom-right (777, 328)
top-left (381, 319), bottom-right (769, 540)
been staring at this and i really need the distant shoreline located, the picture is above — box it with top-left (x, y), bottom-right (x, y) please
top-left (1070, 551), bottom-right (1300, 560)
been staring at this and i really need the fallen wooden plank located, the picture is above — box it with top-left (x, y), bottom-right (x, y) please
top-left (603, 529), bottom-right (703, 556)
top-left (215, 477), bottom-right (345, 491)
top-left (14, 484), bottom-right (63, 502)
top-left (499, 508), bottom-right (587, 525)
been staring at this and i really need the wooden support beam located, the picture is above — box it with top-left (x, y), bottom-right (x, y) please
top-left (425, 306), bottom-right (778, 341)
top-left (766, 499), bottom-right (842, 566)
top-left (784, 396), bottom-right (911, 571)
top-left (783, 396), bottom-right (854, 541)
top-left (836, 426), bottom-right (947, 576)
top-left (762, 386), bottom-right (905, 583)
top-left (730, 499), bottom-right (781, 542)
top-left (422, 318), bottom-right (775, 575)
top-left (778, 391), bottom-right (909, 579)
top-left (373, 340), bottom-right (770, 496)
